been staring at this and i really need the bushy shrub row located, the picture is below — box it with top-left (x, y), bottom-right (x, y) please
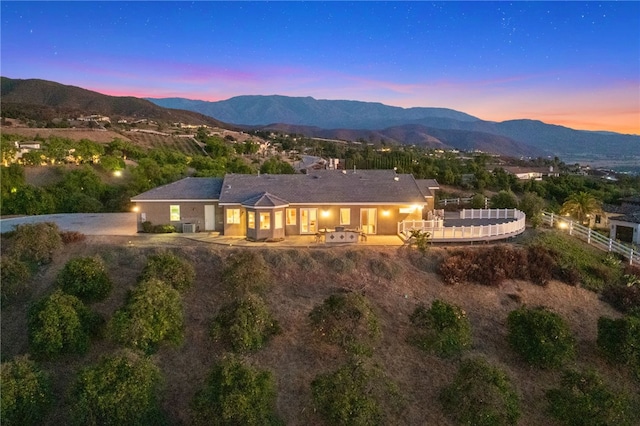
top-left (439, 245), bottom-right (574, 287)
top-left (141, 221), bottom-right (176, 233)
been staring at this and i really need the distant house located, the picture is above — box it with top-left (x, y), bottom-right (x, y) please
top-left (131, 170), bottom-right (438, 240)
top-left (606, 196), bottom-right (640, 245)
top-left (502, 166), bottom-right (559, 180)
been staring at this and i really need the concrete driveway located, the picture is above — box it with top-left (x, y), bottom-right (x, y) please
top-left (0, 213), bottom-right (138, 236)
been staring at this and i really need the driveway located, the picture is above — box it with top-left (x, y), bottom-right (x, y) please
top-left (0, 213), bottom-right (138, 236)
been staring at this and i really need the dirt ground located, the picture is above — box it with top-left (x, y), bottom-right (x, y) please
top-left (2, 127), bottom-right (131, 143)
top-left (1, 236), bottom-right (637, 425)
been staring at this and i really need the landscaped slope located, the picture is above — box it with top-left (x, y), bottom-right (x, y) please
top-left (1, 232), bottom-right (638, 425)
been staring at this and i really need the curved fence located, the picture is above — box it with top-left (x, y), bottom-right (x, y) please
top-left (398, 208), bottom-right (526, 243)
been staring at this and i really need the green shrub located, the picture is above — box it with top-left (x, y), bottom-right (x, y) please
top-left (109, 278), bottom-right (184, 354)
top-left (70, 350), bottom-right (165, 426)
top-left (153, 224), bottom-right (176, 233)
top-left (1, 255), bottom-right (31, 305)
top-left (439, 357), bottom-right (520, 426)
top-left (141, 221), bottom-right (154, 233)
top-left (191, 356), bottom-right (281, 426)
top-left (329, 256), bottom-right (356, 273)
top-left (9, 222), bottom-right (62, 264)
top-left (56, 256), bottom-right (112, 303)
top-left (369, 257), bottom-right (400, 280)
top-left (0, 356), bottom-right (52, 426)
top-left (506, 306), bottom-right (575, 368)
top-left (221, 251), bottom-right (271, 296)
top-left (309, 292), bottom-right (381, 355)
top-left (211, 293), bottom-right (281, 353)
top-left (409, 299), bottom-right (472, 358)
top-left (139, 251), bottom-right (195, 293)
top-left (597, 314), bottom-right (640, 378)
top-left (28, 290), bottom-right (103, 359)
top-left (311, 360), bottom-right (402, 426)
top-left (546, 369), bottom-right (635, 426)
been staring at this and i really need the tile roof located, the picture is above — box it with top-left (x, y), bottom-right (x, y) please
top-left (219, 170), bottom-right (427, 205)
top-left (131, 177), bottom-right (224, 201)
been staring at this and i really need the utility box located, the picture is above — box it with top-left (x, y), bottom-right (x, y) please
top-left (182, 223), bottom-right (197, 233)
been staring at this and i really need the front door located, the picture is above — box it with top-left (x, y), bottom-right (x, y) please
top-left (204, 205), bottom-right (215, 231)
top-left (360, 208), bottom-right (377, 234)
top-left (300, 208), bottom-right (318, 234)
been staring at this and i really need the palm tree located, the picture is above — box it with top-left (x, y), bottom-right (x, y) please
top-left (560, 192), bottom-right (602, 226)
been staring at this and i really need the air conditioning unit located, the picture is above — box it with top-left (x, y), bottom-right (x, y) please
top-left (182, 223), bottom-right (197, 233)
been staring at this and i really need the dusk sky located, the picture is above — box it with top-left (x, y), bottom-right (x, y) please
top-left (2, 1), bottom-right (639, 134)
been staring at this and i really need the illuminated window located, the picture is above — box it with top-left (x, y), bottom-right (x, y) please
top-left (170, 205), bottom-right (180, 221)
top-left (286, 208), bottom-right (296, 225)
top-left (260, 212), bottom-right (271, 230)
top-left (275, 211), bottom-right (283, 229)
top-left (226, 208), bottom-right (240, 224)
top-left (247, 211), bottom-right (255, 229)
top-left (340, 208), bottom-right (350, 225)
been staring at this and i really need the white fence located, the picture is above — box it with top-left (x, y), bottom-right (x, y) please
top-left (541, 212), bottom-right (638, 265)
top-left (438, 196), bottom-right (488, 208)
top-left (398, 209), bottom-right (526, 243)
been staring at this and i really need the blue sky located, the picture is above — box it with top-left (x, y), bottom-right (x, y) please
top-left (2, 1), bottom-right (639, 133)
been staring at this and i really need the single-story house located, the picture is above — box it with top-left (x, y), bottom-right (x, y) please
top-left (131, 170), bottom-right (438, 240)
top-left (502, 166), bottom-right (560, 180)
top-left (607, 196), bottom-right (640, 245)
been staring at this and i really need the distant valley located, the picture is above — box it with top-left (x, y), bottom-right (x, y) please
top-left (0, 77), bottom-right (637, 171)
top-left (149, 95), bottom-right (640, 172)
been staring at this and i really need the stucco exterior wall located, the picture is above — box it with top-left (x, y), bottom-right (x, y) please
top-left (135, 201), bottom-right (222, 232)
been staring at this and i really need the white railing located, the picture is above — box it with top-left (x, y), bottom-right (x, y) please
top-left (541, 212), bottom-right (638, 265)
top-left (398, 209), bottom-right (526, 243)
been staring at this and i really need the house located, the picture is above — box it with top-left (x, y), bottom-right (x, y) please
top-left (607, 196), bottom-right (640, 245)
top-left (131, 170), bottom-right (438, 240)
top-left (502, 166), bottom-right (559, 180)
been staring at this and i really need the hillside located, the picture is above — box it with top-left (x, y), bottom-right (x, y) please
top-left (2, 231), bottom-right (638, 425)
top-left (0, 77), bottom-right (229, 128)
top-left (150, 94), bottom-right (640, 161)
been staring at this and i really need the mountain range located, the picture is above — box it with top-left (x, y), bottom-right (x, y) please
top-left (1, 77), bottom-right (637, 164)
top-left (149, 95), bottom-right (640, 163)
top-left (0, 77), bottom-right (227, 128)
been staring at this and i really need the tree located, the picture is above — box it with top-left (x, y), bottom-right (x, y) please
top-left (408, 299), bottom-right (472, 358)
top-left (191, 356), bottom-right (281, 426)
top-left (109, 278), bottom-right (184, 354)
top-left (490, 190), bottom-right (519, 209)
top-left (260, 157), bottom-right (295, 174)
top-left (440, 357), bottom-right (520, 426)
top-left (28, 290), bottom-right (102, 358)
top-left (518, 192), bottom-right (546, 227)
top-left (309, 292), bottom-right (381, 355)
top-left (1, 356), bottom-right (53, 426)
top-left (70, 350), bottom-right (165, 426)
top-left (56, 256), bottom-right (112, 303)
top-left (546, 369), bottom-right (635, 426)
top-left (311, 360), bottom-right (401, 426)
top-left (9, 222), bottom-right (62, 264)
top-left (507, 306), bottom-right (575, 368)
top-left (597, 314), bottom-right (640, 379)
top-left (138, 251), bottom-right (195, 293)
top-left (1, 256), bottom-right (32, 305)
top-left (560, 191), bottom-right (603, 226)
top-left (211, 293), bottom-right (281, 353)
